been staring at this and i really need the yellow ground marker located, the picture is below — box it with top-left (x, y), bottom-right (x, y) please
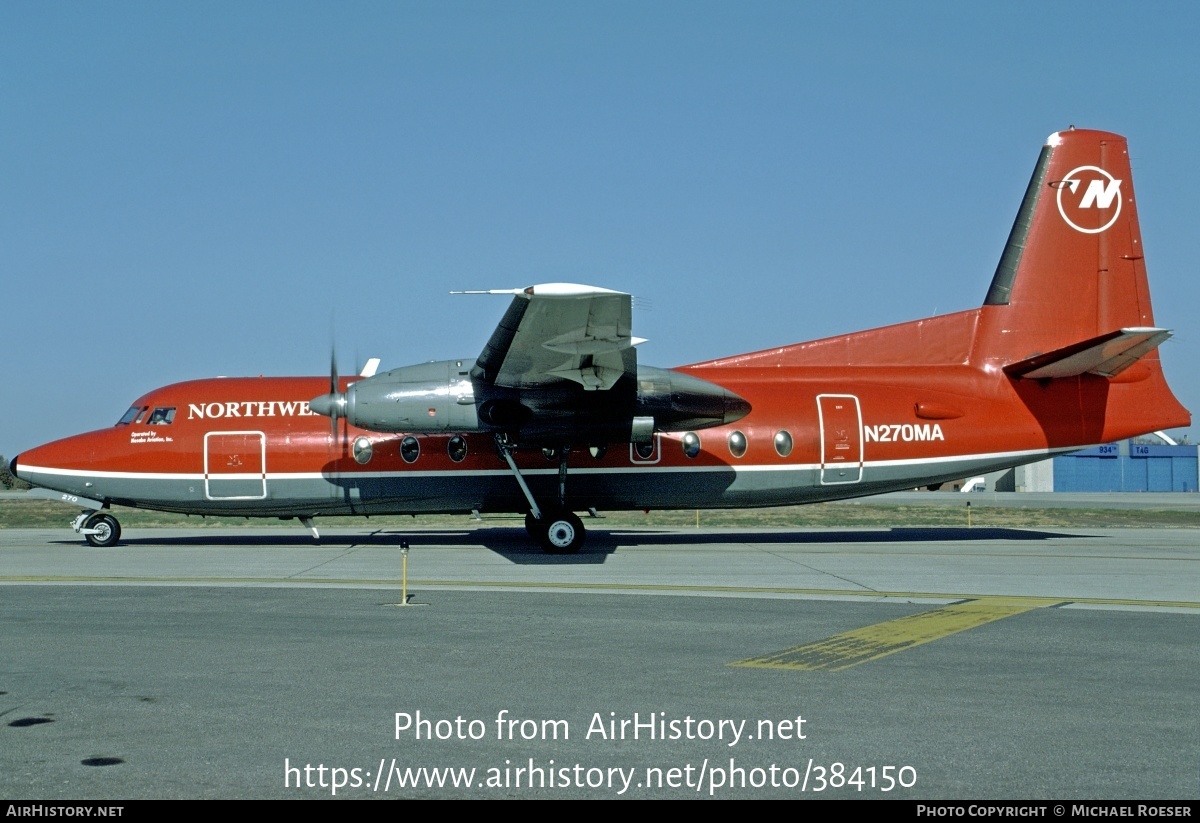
top-left (732, 597), bottom-right (1061, 671)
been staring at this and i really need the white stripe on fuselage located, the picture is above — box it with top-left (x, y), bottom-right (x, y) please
top-left (15, 445), bottom-right (1083, 485)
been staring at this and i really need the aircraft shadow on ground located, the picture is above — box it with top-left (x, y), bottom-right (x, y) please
top-left (482, 526), bottom-right (1088, 565)
top-left (95, 525), bottom-right (1088, 566)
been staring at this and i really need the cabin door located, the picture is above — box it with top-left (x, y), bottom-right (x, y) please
top-left (817, 395), bottom-right (863, 485)
top-left (204, 431), bottom-right (268, 500)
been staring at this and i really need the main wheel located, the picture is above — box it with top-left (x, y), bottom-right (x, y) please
top-left (84, 513), bottom-right (121, 548)
top-left (539, 510), bottom-right (585, 554)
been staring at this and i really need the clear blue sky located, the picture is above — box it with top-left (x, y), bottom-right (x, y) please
top-left (4, 1), bottom-right (1198, 456)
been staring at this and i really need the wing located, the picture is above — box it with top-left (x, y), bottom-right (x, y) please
top-left (469, 283), bottom-right (642, 391)
top-left (308, 282), bottom-right (747, 444)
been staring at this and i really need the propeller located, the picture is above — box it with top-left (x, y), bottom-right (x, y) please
top-left (310, 346), bottom-right (381, 426)
top-left (310, 351), bottom-right (345, 419)
top-left (310, 347), bottom-right (349, 453)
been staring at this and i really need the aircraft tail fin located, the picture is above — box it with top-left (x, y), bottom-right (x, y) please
top-left (690, 128), bottom-right (1187, 438)
top-left (972, 127), bottom-right (1188, 436)
top-left (972, 128), bottom-right (1161, 370)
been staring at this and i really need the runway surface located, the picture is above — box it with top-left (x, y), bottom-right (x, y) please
top-left (2, 524), bottom-right (1197, 799)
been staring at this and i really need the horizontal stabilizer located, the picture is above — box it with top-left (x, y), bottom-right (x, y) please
top-left (1004, 327), bottom-right (1171, 379)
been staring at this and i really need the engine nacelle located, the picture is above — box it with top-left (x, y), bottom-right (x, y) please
top-left (311, 359), bottom-right (485, 434)
top-left (310, 360), bottom-right (749, 443)
top-left (633, 365), bottom-right (751, 431)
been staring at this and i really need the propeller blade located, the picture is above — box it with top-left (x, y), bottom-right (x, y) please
top-left (330, 347), bottom-right (339, 397)
top-left (309, 346), bottom-right (347, 454)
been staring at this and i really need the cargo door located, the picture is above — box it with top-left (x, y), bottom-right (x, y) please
top-left (204, 431), bottom-right (267, 500)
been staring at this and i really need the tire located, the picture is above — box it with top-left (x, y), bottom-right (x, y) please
top-left (84, 513), bottom-right (121, 548)
top-left (539, 510), bottom-right (585, 554)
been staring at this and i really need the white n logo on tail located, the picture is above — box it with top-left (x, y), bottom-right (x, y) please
top-left (1056, 165), bottom-right (1122, 234)
top-left (1078, 178), bottom-right (1121, 209)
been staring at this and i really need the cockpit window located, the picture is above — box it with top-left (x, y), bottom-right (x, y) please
top-left (147, 407), bottom-right (176, 425)
top-left (118, 405), bottom-right (148, 425)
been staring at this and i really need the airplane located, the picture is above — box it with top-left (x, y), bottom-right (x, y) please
top-left (9, 128), bottom-right (1190, 553)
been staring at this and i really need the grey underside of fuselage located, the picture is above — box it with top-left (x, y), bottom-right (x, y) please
top-left (27, 451), bottom-right (1051, 518)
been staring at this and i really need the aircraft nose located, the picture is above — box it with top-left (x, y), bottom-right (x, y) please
top-left (7, 453), bottom-right (23, 484)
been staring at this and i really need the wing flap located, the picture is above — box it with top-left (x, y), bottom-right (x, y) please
top-left (546, 350), bottom-right (628, 390)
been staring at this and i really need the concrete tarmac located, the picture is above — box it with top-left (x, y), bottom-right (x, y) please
top-left (1, 524), bottom-right (1197, 799)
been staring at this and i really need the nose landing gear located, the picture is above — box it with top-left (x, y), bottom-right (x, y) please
top-left (73, 511), bottom-right (122, 548)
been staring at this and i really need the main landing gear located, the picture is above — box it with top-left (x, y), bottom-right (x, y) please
top-left (498, 434), bottom-right (586, 554)
top-left (72, 510), bottom-right (122, 548)
top-left (524, 509), bottom-right (585, 554)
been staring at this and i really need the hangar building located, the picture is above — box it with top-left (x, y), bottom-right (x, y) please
top-left (993, 439), bottom-right (1198, 493)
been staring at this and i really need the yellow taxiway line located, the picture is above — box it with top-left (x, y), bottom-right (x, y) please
top-left (732, 597), bottom-right (1063, 671)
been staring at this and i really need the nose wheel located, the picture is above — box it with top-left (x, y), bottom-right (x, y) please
top-left (81, 512), bottom-right (122, 548)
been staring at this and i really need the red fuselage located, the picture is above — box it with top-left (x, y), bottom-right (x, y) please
top-left (10, 129), bottom-right (1192, 549)
top-left (13, 306), bottom-right (1187, 520)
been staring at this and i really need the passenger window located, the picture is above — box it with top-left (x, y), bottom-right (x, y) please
top-left (728, 431), bottom-right (748, 458)
top-left (447, 435), bottom-right (468, 463)
top-left (401, 436), bottom-right (420, 464)
top-left (352, 436), bottom-right (373, 465)
top-left (682, 432), bottom-right (701, 458)
top-left (774, 430), bottom-right (793, 457)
